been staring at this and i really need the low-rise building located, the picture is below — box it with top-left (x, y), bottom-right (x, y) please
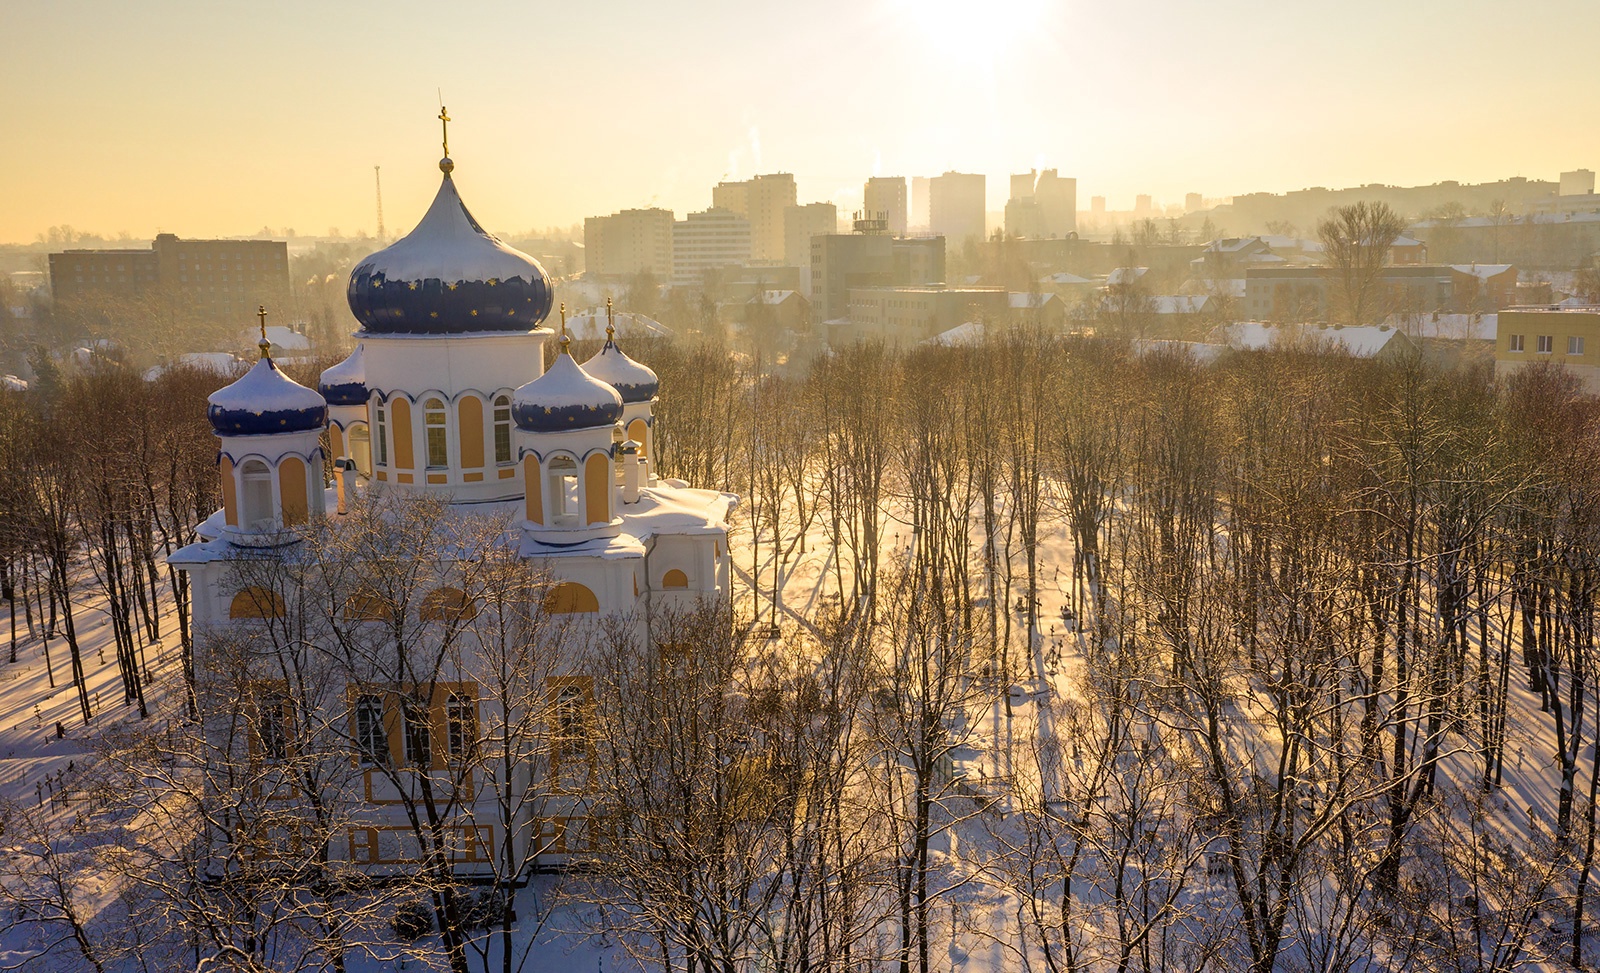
top-left (845, 285), bottom-right (1009, 344)
top-left (49, 233), bottom-right (290, 319)
top-left (1496, 306), bottom-right (1600, 392)
top-left (810, 233), bottom-right (945, 322)
top-left (1243, 266), bottom-right (1459, 322)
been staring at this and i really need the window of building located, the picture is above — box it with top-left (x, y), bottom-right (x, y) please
top-left (425, 398), bottom-right (449, 468)
top-left (403, 698), bottom-right (431, 767)
top-left (375, 406), bottom-right (389, 466)
top-left (547, 456), bottom-right (579, 526)
top-left (350, 426), bottom-right (372, 476)
top-left (240, 460), bottom-right (274, 529)
top-left (1538, 335), bottom-right (1554, 354)
top-left (355, 694), bottom-right (387, 766)
top-left (419, 586), bottom-right (477, 622)
top-left (1570, 336), bottom-right (1586, 356)
top-left (447, 693), bottom-right (476, 760)
top-left (551, 681), bottom-right (593, 759)
top-left (493, 395), bottom-right (512, 464)
top-left (256, 691), bottom-right (290, 760)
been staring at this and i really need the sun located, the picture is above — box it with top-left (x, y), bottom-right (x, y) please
top-left (892, 0), bottom-right (1054, 65)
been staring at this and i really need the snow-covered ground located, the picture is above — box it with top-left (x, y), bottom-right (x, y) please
top-left (0, 496), bottom-right (1589, 971)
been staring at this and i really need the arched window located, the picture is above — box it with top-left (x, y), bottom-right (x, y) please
top-left (240, 460), bottom-right (274, 529)
top-left (493, 395), bottom-right (513, 464)
top-left (547, 456), bottom-right (579, 526)
top-left (544, 582), bottom-right (599, 615)
top-left (662, 569), bottom-right (689, 589)
top-left (424, 398), bottom-right (449, 468)
top-left (350, 425), bottom-right (372, 477)
top-left (344, 588), bottom-right (394, 623)
top-left (374, 405), bottom-right (389, 467)
top-left (230, 586), bottom-right (286, 619)
top-left (420, 586), bottom-right (478, 622)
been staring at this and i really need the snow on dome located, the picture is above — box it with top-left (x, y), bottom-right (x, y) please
top-left (346, 169), bottom-right (554, 336)
top-left (208, 357), bottom-right (327, 435)
top-left (512, 345), bottom-right (623, 433)
top-left (582, 335), bottom-right (659, 404)
top-left (318, 343), bottom-right (367, 406)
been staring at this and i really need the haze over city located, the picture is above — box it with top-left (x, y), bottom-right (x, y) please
top-left (5, 0), bottom-right (1598, 241)
top-left (12, 3), bottom-right (1600, 972)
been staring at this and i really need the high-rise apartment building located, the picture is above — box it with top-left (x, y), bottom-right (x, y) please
top-left (583, 208), bottom-right (674, 278)
top-left (672, 208), bottom-right (752, 288)
top-left (911, 176), bottom-right (932, 231)
top-left (711, 173), bottom-right (796, 262)
top-left (863, 176), bottom-right (909, 236)
top-left (49, 233), bottom-right (290, 319)
top-left (1003, 169), bottom-right (1076, 239)
top-left (1091, 196), bottom-right (1107, 215)
top-left (784, 202), bottom-right (838, 271)
top-left (929, 172), bottom-right (987, 245)
top-left (1561, 169), bottom-right (1596, 197)
top-left (1185, 192), bottom-right (1204, 213)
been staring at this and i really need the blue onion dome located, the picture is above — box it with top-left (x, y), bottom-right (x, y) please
top-left (318, 343), bottom-right (367, 406)
top-left (208, 356), bottom-right (328, 435)
top-left (346, 168), bottom-right (554, 335)
top-left (582, 327), bottom-right (659, 404)
top-left (512, 338), bottom-right (624, 432)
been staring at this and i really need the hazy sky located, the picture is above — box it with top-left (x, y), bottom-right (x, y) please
top-left (4, 0), bottom-right (1597, 243)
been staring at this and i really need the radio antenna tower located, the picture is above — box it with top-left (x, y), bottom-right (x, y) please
top-left (374, 166), bottom-right (386, 242)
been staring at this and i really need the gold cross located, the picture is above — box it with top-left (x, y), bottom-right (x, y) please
top-left (606, 296), bottom-right (616, 340)
top-left (257, 305), bottom-right (270, 358)
top-left (439, 105), bottom-right (450, 158)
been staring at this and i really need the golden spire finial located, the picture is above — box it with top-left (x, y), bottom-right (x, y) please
top-left (558, 302), bottom-right (570, 354)
top-left (257, 305), bottom-right (271, 359)
top-left (605, 297), bottom-right (616, 341)
top-left (437, 102), bottom-right (454, 174)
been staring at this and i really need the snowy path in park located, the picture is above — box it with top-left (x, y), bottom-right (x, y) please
top-left (0, 586), bottom-right (184, 815)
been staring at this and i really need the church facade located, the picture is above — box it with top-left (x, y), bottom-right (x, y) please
top-left (170, 129), bottom-right (737, 878)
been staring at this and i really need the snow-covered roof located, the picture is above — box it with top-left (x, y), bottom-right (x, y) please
top-left (1107, 267), bottom-right (1148, 286)
top-left (1040, 271), bottom-right (1094, 286)
top-left (564, 306), bottom-right (672, 340)
top-left (2, 374), bottom-right (27, 392)
top-left (1387, 313), bottom-right (1497, 340)
top-left (318, 344), bottom-right (367, 405)
top-left (1150, 295), bottom-right (1211, 314)
top-left (511, 344), bottom-right (624, 432)
top-left (1449, 264), bottom-right (1515, 280)
top-left (1213, 322), bottom-right (1407, 357)
top-left (347, 166), bottom-right (554, 335)
top-left (207, 355), bottom-right (328, 435)
top-left (142, 352), bottom-right (241, 382)
top-left (753, 289), bottom-right (799, 305)
top-left (582, 334), bottom-right (659, 404)
top-left (923, 321), bottom-right (987, 347)
top-left (253, 325), bottom-right (311, 352)
top-left (1009, 292), bottom-right (1060, 309)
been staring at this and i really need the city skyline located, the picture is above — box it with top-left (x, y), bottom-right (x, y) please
top-left (4, 0), bottom-right (1598, 243)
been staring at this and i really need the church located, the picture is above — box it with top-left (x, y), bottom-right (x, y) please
top-left (170, 116), bottom-right (737, 876)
